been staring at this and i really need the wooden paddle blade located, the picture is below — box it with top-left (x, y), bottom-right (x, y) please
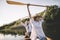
top-left (7, 1), bottom-right (27, 5)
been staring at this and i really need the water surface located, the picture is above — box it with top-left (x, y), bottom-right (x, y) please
top-left (0, 34), bottom-right (24, 40)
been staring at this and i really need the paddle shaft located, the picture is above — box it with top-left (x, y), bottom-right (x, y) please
top-left (27, 4), bottom-right (31, 18)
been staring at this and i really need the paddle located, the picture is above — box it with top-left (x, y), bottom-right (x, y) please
top-left (6, 0), bottom-right (49, 18)
top-left (7, 1), bottom-right (49, 7)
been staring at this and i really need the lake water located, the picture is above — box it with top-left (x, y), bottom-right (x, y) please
top-left (0, 34), bottom-right (52, 40)
top-left (0, 34), bottom-right (25, 40)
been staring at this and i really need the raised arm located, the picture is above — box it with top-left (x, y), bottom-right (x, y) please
top-left (42, 12), bottom-right (46, 18)
top-left (27, 4), bottom-right (32, 19)
top-left (42, 10), bottom-right (47, 19)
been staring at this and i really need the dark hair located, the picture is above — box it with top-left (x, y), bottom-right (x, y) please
top-left (33, 15), bottom-right (42, 21)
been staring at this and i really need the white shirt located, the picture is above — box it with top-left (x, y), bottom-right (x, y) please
top-left (30, 18), bottom-right (46, 40)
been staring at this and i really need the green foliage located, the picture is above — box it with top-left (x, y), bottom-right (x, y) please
top-left (42, 5), bottom-right (60, 40)
top-left (0, 19), bottom-right (26, 35)
top-left (21, 18), bottom-right (30, 23)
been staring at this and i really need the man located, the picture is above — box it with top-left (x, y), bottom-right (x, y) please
top-left (26, 4), bottom-right (47, 40)
top-left (30, 12), bottom-right (47, 40)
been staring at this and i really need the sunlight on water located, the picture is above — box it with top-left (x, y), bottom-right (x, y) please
top-left (0, 34), bottom-right (52, 40)
top-left (0, 34), bottom-right (25, 40)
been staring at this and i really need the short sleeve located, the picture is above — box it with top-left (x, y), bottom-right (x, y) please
top-left (30, 18), bottom-right (34, 23)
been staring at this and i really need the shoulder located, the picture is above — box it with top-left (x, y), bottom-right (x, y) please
top-left (30, 18), bottom-right (34, 22)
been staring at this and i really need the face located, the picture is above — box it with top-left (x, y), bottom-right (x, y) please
top-left (35, 17), bottom-right (40, 21)
top-left (35, 17), bottom-right (42, 21)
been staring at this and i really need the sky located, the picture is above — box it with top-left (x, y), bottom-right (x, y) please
top-left (0, 0), bottom-right (60, 26)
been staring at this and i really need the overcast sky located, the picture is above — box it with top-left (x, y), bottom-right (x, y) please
top-left (0, 0), bottom-right (60, 26)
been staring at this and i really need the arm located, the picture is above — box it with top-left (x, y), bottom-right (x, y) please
top-left (27, 4), bottom-right (34, 24)
top-left (42, 10), bottom-right (47, 19)
top-left (27, 4), bottom-right (32, 19)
